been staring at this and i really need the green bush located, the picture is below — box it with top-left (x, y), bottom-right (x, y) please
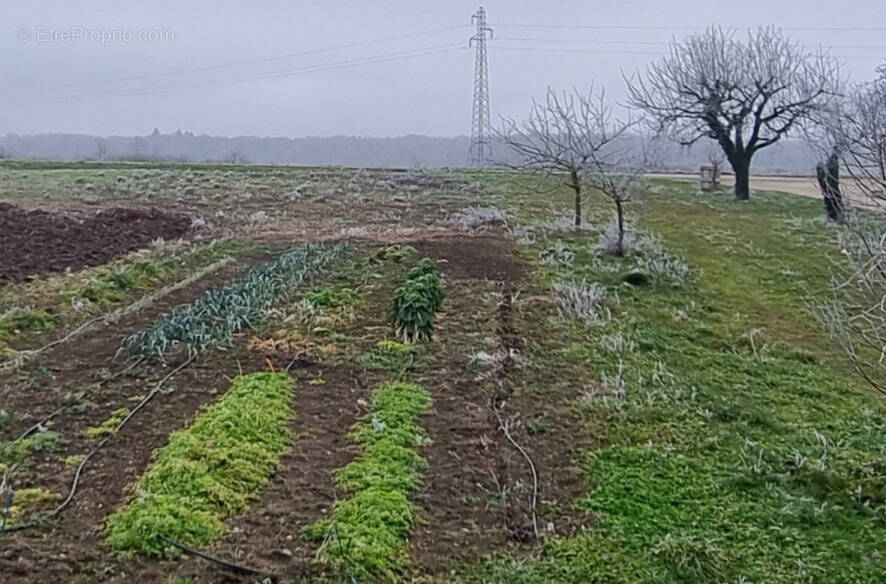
top-left (105, 372), bottom-right (293, 557)
top-left (391, 258), bottom-right (443, 343)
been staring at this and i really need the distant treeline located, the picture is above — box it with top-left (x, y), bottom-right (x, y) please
top-left (0, 130), bottom-right (819, 174)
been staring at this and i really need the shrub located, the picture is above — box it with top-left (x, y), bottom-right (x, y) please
top-left (450, 206), bottom-right (506, 230)
top-left (539, 240), bottom-right (576, 266)
top-left (391, 259), bottom-right (443, 343)
top-left (596, 216), bottom-right (636, 257)
top-left (553, 280), bottom-right (611, 326)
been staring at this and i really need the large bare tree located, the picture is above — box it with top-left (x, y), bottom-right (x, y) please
top-left (499, 86), bottom-right (635, 228)
top-left (626, 27), bottom-right (839, 200)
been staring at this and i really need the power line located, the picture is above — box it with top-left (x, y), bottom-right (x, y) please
top-left (497, 23), bottom-right (886, 32)
top-left (496, 36), bottom-right (886, 51)
top-left (8, 44), bottom-right (469, 107)
top-left (491, 45), bottom-right (886, 61)
top-left (2, 23), bottom-right (470, 99)
top-left (492, 46), bottom-right (662, 56)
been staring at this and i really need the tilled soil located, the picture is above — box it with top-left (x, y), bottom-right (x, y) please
top-left (0, 203), bottom-right (191, 286)
top-left (410, 242), bottom-right (591, 571)
top-left (1, 235), bottom-right (591, 583)
top-left (411, 236), bottom-right (527, 281)
top-left (0, 257), bottom-right (267, 583)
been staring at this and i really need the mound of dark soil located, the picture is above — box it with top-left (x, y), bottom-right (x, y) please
top-left (411, 236), bottom-right (526, 281)
top-left (0, 203), bottom-right (190, 285)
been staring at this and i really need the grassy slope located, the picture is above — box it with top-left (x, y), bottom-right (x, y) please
top-left (450, 177), bottom-right (885, 583)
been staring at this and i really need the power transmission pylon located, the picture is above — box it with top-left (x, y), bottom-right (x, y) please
top-left (470, 6), bottom-right (493, 167)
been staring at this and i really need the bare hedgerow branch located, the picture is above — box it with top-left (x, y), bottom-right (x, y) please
top-left (812, 63), bottom-right (886, 395)
top-left (818, 211), bottom-right (886, 397)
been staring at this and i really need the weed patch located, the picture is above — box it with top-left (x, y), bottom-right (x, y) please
top-left (84, 408), bottom-right (130, 438)
top-left (104, 372), bottom-right (294, 557)
top-left (305, 381), bottom-right (432, 582)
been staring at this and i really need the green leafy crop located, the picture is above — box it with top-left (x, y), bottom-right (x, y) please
top-left (125, 243), bottom-right (348, 360)
top-left (391, 258), bottom-right (443, 343)
top-left (105, 372), bottom-right (294, 557)
top-left (305, 382), bottom-right (432, 582)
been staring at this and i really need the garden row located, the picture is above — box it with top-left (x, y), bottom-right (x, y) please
top-left (0, 239), bottom-right (242, 363)
top-left (125, 242), bottom-right (349, 360)
top-left (98, 250), bottom-right (445, 581)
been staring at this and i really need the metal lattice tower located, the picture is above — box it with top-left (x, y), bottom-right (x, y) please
top-left (469, 6), bottom-right (493, 167)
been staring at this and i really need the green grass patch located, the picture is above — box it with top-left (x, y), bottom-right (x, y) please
top-left (304, 381), bottom-right (432, 582)
top-left (84, 407), bottom-right (130, 438)
top-left (4, 487), bottom-right (61, 525)
top-left (297, 285), bottom-right (363, 327)
top-left (357, 339), bottom-right (424, 373)
top-left (448, 185), bottom-right (886, 582)
top-left (104, 371), bottom-right (294, 557)
top-left (73, 260), bottom-right (168, 305)
top-left (0, 307), bottom-right (58, 355)
top-left (1, 430), bottom-right (65, 470)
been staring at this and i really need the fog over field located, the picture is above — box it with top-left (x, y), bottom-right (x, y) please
top-left (1, 1), bottom-right (882, 162)
top-left (0, 132), bottom-right (821, 174)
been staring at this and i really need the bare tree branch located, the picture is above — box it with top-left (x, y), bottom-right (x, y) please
top-left (497, 85), bottom-right (637, 228)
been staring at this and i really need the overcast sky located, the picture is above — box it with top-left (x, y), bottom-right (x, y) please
top-left (1, 1), bottom-right (884, 138)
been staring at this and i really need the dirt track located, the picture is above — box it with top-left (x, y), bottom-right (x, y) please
top-left (650, 173), bottom-right (882, 207)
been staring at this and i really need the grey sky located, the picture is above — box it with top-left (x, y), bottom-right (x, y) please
top-left (1, 0), bottom-right (884, 138)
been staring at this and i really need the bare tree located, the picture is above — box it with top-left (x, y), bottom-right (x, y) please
top-left (841, 66), bottom-right (886, 203)
top-left (498, 86), bottom-right (635, 228)
top-left (626, 26), bottom-right (839, 201)
top-left (95, 138), bottom-right (108, 161)
top-left (590, 160), bottom-right (647, 257)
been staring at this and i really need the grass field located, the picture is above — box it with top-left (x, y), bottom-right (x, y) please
top-left (0, 161), bottom-right (882, 583)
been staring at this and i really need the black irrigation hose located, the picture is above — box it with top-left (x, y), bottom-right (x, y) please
top-left (0, 357), bottom-right (194, 536)
top-left (158, 535), bottom-right (278, 580)
top-left (16, 404), bottom-right (68, 442)
top-left (493, 407), bottom-right (540, 542)
top-left (0, 486), bottom-right (12, 532)
top-left (99, 356), bottom-right (146, 386)
top-left (12, 358), bottom-right (143, 444)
